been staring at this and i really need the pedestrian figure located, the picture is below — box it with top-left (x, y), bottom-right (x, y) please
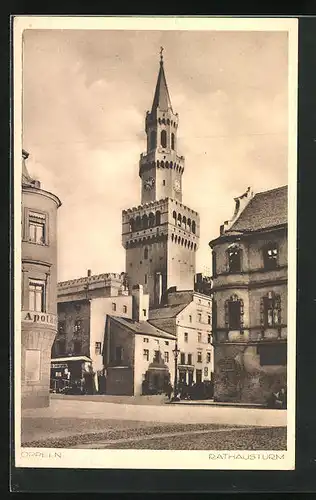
top-left (165, 382), bottom-right (173, 401)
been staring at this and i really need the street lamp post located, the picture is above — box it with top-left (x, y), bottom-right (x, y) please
top-left (172, 341), bottom-right (180, 400)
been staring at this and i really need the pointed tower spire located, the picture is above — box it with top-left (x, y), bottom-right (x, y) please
top-left (151, 47), bottom-right (173, 114)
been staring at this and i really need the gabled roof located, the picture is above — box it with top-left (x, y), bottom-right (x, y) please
top-left (229, 185), bottom-right (287, 233)
top-left (151, 59), bottom-right (173, 114)
top-left (108, 315), bottom-right (176, 340)
top-left (148, 303), bottom-right (188, 320)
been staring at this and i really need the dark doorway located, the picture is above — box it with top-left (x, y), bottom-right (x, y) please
top-left (196, 369), bottom-right (202, 384)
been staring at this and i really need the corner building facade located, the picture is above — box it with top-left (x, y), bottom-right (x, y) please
top-left (21, 150), bottom-right (61, 408)
top-left (210, 186), bottom-right (287, 404)
top-left (122, 55), bottom-right (200, 307)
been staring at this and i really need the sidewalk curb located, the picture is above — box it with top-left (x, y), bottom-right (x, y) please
top-left (166, 401), bottom-right (267, 409)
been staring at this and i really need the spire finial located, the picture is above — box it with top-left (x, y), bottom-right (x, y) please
top-left (160, 46), bottom-right (164, 63)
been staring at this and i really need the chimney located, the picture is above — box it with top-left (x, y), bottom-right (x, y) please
top-left (87, 269), bottom-right (92, 277)
top-left (132, 284), bottom-right (149, 322)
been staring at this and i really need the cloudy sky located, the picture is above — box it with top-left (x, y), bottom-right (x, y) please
top-left (22, 29), bottom-right (289, 282)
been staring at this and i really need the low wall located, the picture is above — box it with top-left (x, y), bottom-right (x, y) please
top-left (106, 367), bottom-right (134, 396)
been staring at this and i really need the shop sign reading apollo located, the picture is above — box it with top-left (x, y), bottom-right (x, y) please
top-left (22, 310), bottom-right (57, 326)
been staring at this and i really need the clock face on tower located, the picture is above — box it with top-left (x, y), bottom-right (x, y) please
top-left (144, 177), bottom-right (155, 190)
top-left (174, 179), bottom-right (181, 193)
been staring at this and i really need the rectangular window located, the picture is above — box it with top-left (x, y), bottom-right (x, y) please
top-left (228, 248), bottom-right (241, 273)
top-left (207, 333), bottom-right (212, 344)
top-left (258, 344), bottom-right (287, 366)
top-left (164, 351), bottom-right (169, 363)
top-left (189, 315), bottom-right (192, 323)
top-left (228, 301), bottom-right (241, 330)
top-left (28, 211), bottom-right (46, 245)
top-left (25, 349), bottom-right (41, 381)
top-left (143, 337), bottom-right (149, 343)
top-left (58, 320), bottom-right (65, 335)
top-left (73, 341), bottom-right (81, 355)
top-left (187, 353), bottom-right (192, 365)
top-left (115, 346), bottom-right (124, 364)
top-left (144, 274), bottom-right (148, 284)
top-left (95, 342), bottom-right (102, 355)
top-left (184, 332), bottom-right (188, 343)
top-left (165, 341), bottom-right (169, 346)
top-left (29, 280), bottom-right (45, 312)
top-left (112, 303), bottom-right (117, 312)
top-left (197, 351), bottom-right (202, 363)
top-left (264, 296), bottom-right (281, 327)
top-left (143, 309), bottom-right (147, 317)
top-left (123, 305), bottom-right (127, 314)
top-left (198, 332), bottom-right (202, 343)
top-left (207, 352), bottom-right (211, 363)
top-left (74, 319), bottom-right (82, 333)
top-left (264, 245), bottom-right (278, 270)
top-left (154, 350), bottom-right (160, 362)
top-left (180, 352), bottom-right (186, 365)
top-left (143, 349), bottom-right (149, 361)
top-left (198, 313), bottom-right (202, 323)
top-left (207, 315), bottom-right (211, 325)
top-left (163, 180), bottom-right (166, 186)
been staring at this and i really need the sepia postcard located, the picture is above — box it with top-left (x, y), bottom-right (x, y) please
top-left (13, 16), bottom-right (298, 471)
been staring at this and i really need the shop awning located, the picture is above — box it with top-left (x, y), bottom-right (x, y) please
top-left (51, 356), bottom-right (92, 363)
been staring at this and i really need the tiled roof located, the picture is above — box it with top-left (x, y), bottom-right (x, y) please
top-left (108, 316), bottom-right (176, 340)
top-left (148, 303), bottom-right (188, 320)
top-left (230, 185), bottom-right (287, 232)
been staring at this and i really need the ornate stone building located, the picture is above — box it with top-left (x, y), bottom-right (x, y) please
top-left (209, 185), bottom-right (287, 404)
top-left (21, 150), bottom-right (61, 408)
top-left (122, 52), bottom-right (200, 308)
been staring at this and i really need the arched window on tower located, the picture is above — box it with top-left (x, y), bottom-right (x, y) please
top-left (173, 211), bottom-right (177, 225)
top-left (161, 130), bottom-right (167, 148)
top-left (148, 212), bottom-right (155, 228)
top-left (144, 247), bottom-right (149, 260)
top-left (129, 218), bottom-right (135, 232)
top-left (171, 132), bottom-right (175, 150)
top-left (135, 216), bottom-right (141, 231)
top-left (192, 220), bottom-right (196, 234)
top-left (187, 218), bottom-right (191, 232)
top-left (182, 216), bottom-right (186, 230)
top-left (177, 213), bottom-right (182, 227)
top-left (142, 214), bottom-right (148, 230)
top-left (150, 130), bottom-right (156, 150)
top-left (155, 210), bottom-right (161, 226)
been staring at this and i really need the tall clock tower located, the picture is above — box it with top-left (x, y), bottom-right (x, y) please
top-left (122, 50), bottom-right (200, 307)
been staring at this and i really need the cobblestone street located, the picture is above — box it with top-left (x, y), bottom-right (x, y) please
top-left (21, 396), bottom-right (287, 450)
